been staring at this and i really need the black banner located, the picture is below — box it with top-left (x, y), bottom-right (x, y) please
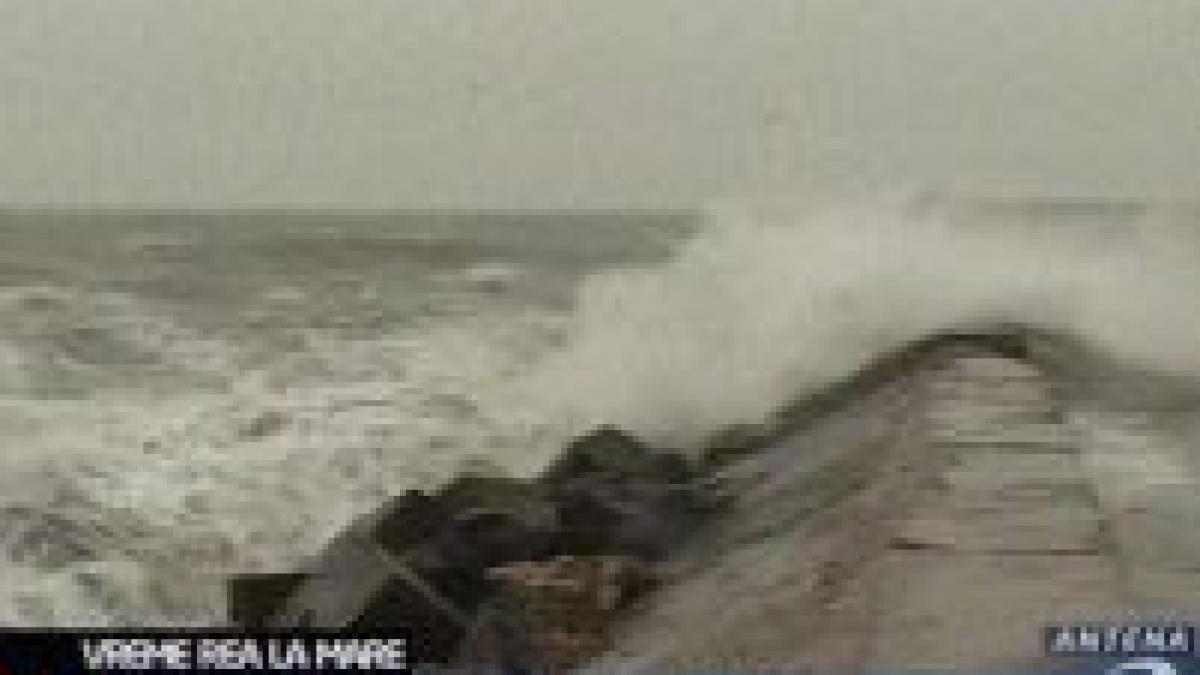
top-left (0, 630), bottom-right (413, 674)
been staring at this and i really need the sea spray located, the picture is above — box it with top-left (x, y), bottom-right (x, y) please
top-left (513, 195), bottom-right (1200, 451)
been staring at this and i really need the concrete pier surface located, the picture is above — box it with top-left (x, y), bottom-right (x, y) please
top-left (586, 336), bottom-right (1200, 672)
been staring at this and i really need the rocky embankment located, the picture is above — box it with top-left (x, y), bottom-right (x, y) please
top-left (227, 422), bottom-right (726, 671)
top-left (228, 327), bottom-right (1200, 672)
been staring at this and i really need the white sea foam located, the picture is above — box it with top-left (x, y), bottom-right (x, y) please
top-left (0, 294), bottom-right (565, 626)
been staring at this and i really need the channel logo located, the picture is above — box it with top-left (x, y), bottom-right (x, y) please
top-left (1046, 623), bottom-right (1194, 658)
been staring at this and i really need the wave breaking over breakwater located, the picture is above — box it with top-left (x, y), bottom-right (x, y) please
top-left (517, 194), bottom-right (1200, 451)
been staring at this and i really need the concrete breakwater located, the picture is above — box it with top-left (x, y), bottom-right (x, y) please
top-left (227, 326), bottom-right (1200, 671)
top-left (590, 329), bottom-right (1200, 671)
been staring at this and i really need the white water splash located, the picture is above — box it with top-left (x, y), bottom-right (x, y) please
top-left (516, 195), bottom-right (1200, 450)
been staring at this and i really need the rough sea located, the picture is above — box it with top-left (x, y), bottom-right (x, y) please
top-left (1, 195), bottom-right (1198, 627)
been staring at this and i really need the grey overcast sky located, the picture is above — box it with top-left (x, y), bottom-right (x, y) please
top-left (0, 1), bottom-right (1197, 208)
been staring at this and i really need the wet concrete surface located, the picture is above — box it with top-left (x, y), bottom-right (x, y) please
top-left (587, 343), bottom-right (1200, 672)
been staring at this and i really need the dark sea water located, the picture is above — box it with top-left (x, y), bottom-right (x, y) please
top-left (1, 196), bottom-right (1197, 627)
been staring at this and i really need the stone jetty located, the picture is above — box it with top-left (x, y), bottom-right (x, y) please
top-left (228, 326), bottom-right (1200, 672)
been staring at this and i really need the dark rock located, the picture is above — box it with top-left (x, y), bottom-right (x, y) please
top-left (542, 425), bottom-right (693, 486)
top-left (227, 573), bottom-right (308, 628)
top-left (372, 485), bottom-right (561, 617)
top-left (228, 497), bottom-right (462, 633)
top-left (438, 467), bottom-right (542, 513)
top-left (549, 482), bottom-right (710, 560)
top-left (225, 424), bottom-right (729, 667)
top-left (386, 505), bottom-right (559, 627)
top-left (230, 493), bottom-right (551, 657)
top-left (435, 505), bottom-right (558, 571)
top-left (540, 426), bottom-right (715, 560)
top-left (374, 489), bottom-right (454, 557)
